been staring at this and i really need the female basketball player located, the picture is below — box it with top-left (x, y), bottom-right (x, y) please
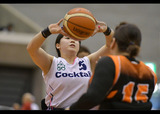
top-left (27, 18), bottom-right (114, 110)
top-left (67, 22), bottom-right (157, 110)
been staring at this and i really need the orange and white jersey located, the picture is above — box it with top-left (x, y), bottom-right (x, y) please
top-left (106, 55), bottom-right (157, 104)
top-left (69, 55), bottom-right (157, 110)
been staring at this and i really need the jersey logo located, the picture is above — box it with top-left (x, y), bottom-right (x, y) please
top-left (57, 61), bottom-right (66, 71)
top-left (79, 60), bottom-right (87, 70)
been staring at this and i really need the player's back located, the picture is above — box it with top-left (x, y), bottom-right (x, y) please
top-left (101, 55), bottom-right (157, 110)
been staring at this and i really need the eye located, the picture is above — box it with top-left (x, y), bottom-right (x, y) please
top-left (65, 37), bottom-right (70, 39)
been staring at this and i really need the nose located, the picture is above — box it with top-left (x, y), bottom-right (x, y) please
top-left (70, 39), bottom-right (75, 43)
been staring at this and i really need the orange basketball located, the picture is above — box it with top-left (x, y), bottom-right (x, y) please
top-left (63, 7), bottom-right (96, 40)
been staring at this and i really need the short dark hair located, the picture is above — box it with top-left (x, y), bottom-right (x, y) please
top-left (114, 22), bottom-right (141, 58)
top-left (55, 34), bottom-right (81, 57)
top-left (78, 45), bottom-right (90, 54)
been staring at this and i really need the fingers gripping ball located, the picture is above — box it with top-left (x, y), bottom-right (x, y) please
top-left (63, 7), bottom-right (96, 40)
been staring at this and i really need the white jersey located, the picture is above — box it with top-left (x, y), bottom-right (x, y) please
top-left (42, 56), bottom-right (92, 108)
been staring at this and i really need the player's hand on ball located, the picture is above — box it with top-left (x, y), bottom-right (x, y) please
top-left (48, 18), bottom-right (68, 36)
top-left (92, 20), bottom-right (107, 36)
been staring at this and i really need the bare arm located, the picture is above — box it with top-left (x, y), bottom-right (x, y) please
top-left (27, 32), bottom-right (53, 76)
top-left (87, 21), bottom-right (114, 72)
top-left (27, 19), bottom-right (67, 76)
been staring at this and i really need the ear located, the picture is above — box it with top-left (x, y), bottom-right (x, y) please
top-left (56, 43), bottom-right (60, 49)
top-left (110, 38), bottom-right (116, 49)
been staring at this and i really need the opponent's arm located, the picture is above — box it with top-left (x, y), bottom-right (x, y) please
top-left (68, 56), bottom-right (115, 110)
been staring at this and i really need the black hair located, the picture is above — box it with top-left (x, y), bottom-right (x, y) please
top-left (55, 34), bottom-right (81, 57)
top-left (114, 22), bottom-right (141, 58)
top-left (78, 45), bottom-right (91, 54)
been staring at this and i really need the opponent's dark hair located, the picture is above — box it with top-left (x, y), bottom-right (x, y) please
top-left (78, 45), bottom-right (91, 55)
top-left (114, 22), bottom-right (141, 58)
top-left (55, 34), bottom-right (81, 57)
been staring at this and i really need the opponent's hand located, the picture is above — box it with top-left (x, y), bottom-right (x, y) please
top-left (48, 18), bottom-right (68, 36)
top-left (91, 20), bottom-right (107, 36)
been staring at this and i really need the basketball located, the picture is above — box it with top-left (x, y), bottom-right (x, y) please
top-left (63, 7), bottom-right (96, 40)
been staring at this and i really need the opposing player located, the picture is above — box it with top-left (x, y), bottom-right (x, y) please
top-left (27, 18), bottom-right (114, 110)
top-left (77, 45), bottom-right (91, 58)
top-left (67, 22), bottom-right (157, 110)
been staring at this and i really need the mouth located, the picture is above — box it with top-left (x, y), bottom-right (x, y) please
top-left (69, 44), bottom-right (75, 48)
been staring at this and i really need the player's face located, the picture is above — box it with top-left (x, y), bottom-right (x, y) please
top-left (58, 36), bottom-right (80, 55)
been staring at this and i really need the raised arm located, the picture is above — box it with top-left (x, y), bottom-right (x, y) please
top-left (87, 21), bottom-right (114, 72)
top-left (27, 19), bottom-right (67, 76)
